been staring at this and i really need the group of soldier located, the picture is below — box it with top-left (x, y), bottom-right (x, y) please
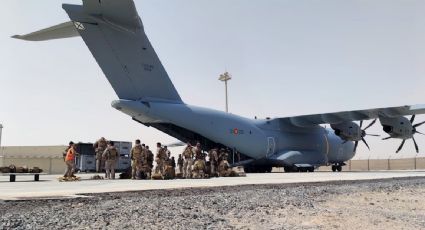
top-left (93, 137), bottom-right (120, 179)
top-left (179, 142), bottom-right (234, 179)
top-left (92, 137), bottom-right (235, 180)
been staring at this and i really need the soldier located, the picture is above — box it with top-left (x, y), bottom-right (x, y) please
top-left (140, 144), bottom-right (151, 179)
top-left (93, 137), bottom-right (107, 173)
top-left (218, 148), bottom-right (231, 177)
top-left (103, 141), bottom-right (119, 179)
top-left (64, 142), bottom-right (79, 178)
top-left (171, 156), bottom-right (176, 178)
top-left (146, 146), bottom-right (154, 170)
top-left (155, 143), bottom-right (167, 175)
top-left (208, 148), bottom-right (219, 177)
top-left (192, 142), bottom-right (206, 178)
top-left (130, 139), bottom-right (143, 179)
top-left (177, 154), bottom-right (184, 174)
top-left (182, 143), bottom-right (193, 178)
top-left (164, 145), bottom-right (171, 165)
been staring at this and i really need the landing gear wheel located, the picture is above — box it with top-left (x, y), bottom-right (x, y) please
top-left (331, 165), bottom-right (337, 172)
top-left (336, 165), bottom-right (342, 172)
top-left (307, 167), bottom-right (314, 172)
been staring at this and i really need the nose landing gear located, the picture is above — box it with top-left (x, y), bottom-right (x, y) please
top-left (331, 163), bottom-right (343, 172)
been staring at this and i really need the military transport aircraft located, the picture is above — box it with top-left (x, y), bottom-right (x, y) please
top-left (13, 0), bottom-right (425, 173)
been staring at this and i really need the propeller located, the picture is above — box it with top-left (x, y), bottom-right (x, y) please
top-left (386, 115), bottom-right (425, 153)
top-left (353, 119), bottom-right (380, 153)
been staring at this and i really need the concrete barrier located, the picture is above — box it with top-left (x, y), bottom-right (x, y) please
top-left (274, 157), bottom-right (425, 172)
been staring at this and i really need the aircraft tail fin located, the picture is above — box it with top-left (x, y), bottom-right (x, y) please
top-left (13, 0), bottom-right (183, 103)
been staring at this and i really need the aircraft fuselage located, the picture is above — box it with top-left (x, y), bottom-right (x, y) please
top-left (112, 99), bottom-right (355, 168)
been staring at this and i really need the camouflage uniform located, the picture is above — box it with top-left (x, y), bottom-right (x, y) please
top-left (141, 147), bottom-right (151, 179)
top-left (177, 155), bottom-right (184, 174)
top-left (155, 146), bottom-right (167, 175)
top-left (94, 137), bottom-right (107, 173)
top-left (208, 148), bottom-right (219, 176)
top-left (130, 144), bottom-right (143, 179)
top-left (147, 148), bottom-right (154, 171)
top-left (192, 144), bottom-right (205, 178)
top-left (182, 145), bottom-right (193, 178)
top-left (218, 149), bottom-right (231, 177)
top-left (103, 145), bottom-right (119, 179)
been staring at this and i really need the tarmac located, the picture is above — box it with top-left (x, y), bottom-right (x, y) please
top-left (1, 171), bottom-right (425, 200)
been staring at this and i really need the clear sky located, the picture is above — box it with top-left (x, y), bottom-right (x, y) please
top-left (1, 0), bottom-right (425, 159)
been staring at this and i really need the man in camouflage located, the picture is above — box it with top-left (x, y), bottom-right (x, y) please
top-left (182, 143), bottom-right (193, 178)
top-left (218, 148), bottom-right (231, 177)
top-left (177, 154), bottom-right (184, 175)
top-left (102, 141), bottom-right (119, 179)
top-left (208, 148), bottom-right (219, 177)
top-left (192, 142), bottom-right (206, 178)
top-left (94, 137), bottom-right (107, 173)
top-left (130, 139), bottom-right (143, 179)
top-left (155, 143), bottom-right (167, 175)
top-left (140, 145), bottom-right (151, 179)
top-left (146, 146), bottom-right (154, 171)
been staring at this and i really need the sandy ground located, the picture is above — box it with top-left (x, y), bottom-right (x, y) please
top-left (0, 177), bottom-right (424, 229)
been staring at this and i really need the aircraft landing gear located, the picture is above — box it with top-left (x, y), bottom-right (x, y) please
top-left (331, 164), bottom-right (343, 172)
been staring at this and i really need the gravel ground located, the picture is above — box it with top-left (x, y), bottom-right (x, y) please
top-left (1, 177), bottom-right (424, 230)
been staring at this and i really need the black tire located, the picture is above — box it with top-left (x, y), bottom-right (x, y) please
top-left (300, 167), bottom-right (307, 172)
top-left (284, 166), bottom-right (293, 173)
top-left (337, 165), bottom-right (342, 172)
top-left (331, 165), bottom-right (337, 172)
top-left (307, 167), bottom-right (314, 172)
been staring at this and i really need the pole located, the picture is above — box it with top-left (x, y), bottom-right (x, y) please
top-left (225, 80), bottom-right (228, 113)
top-left (0, 124), bottom-right (3, 156)
top-left (219, 72), bottom-right (231, 113)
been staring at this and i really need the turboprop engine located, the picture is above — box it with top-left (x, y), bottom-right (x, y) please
top-left (331, 119), bottom-right (379, 153)
top-left (380, 115), bottom-right (425, 153)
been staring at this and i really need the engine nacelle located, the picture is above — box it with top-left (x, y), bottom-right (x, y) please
top-left (331, 122), bottom-right (361, 141)
top-left (379, 116), bottom-right (413, 139)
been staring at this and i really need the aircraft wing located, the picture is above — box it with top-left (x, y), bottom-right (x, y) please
top-left (279, 104), bottom-right (425, 127)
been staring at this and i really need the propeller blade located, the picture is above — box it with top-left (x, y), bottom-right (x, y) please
top-left (410, 115), bottom-right (416, 124)
top-left (412, 136), bottom-right (419, 153)
top-left (382, 137), bottom-right (392, 140)
top-left (361, 138), bottom-right (370, 150)
top-left (415, 131), bottom-right (425, 135)
top-left (366, 134), bottom-right (380, 137)
top-left (359, 120), bottom-right (363, 129)
top-left (396, 140), bottom-right (406, 153)
top-left (353, 141), bottom-right (359, 153)
top-left (413, 121), bottom-right (425, 128)
top-left (363, 119), bottom-right (377, 131)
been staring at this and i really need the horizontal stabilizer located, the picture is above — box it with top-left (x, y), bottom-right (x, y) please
top-left (12, 21), bottom-right (79, 41)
